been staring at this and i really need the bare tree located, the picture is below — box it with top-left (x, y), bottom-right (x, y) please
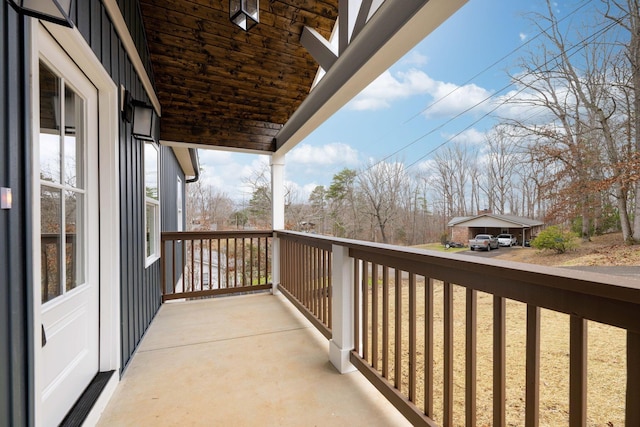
top-left (485, 125), bottom-right (518, 214)
top-left (604, 0), bottom-right (640, 240)
top-left (357, 160), bottom-right (408, 243)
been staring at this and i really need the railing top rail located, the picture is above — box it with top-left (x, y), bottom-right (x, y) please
top-left (162, 230), bottom-right (274, 241)
top-left (274, 230), bottom-right (640, 306)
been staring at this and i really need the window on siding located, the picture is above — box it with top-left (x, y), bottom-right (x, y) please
top-left (177, 177), bottom-right (183, 232)
top-left (145, 142), bottom-right (160, 264)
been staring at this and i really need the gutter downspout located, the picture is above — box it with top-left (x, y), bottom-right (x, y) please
top-left (186, 148), bottom-right (200, 183)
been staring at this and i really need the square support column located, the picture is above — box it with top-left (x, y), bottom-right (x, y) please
top-left (271, 152), bottom-right (285, 294)
top-left (329, 244), bottom-right (356, 373)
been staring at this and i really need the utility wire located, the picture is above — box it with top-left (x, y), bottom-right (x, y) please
top-left (403, 17), bottom-right (621, 171)
top-left (366, 0), bottom-right (597, 169)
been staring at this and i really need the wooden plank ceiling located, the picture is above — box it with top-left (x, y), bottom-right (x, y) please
top-left (139, 0), bottom-right (339, 152)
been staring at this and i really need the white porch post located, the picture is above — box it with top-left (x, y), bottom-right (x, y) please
top-left (329, 244), bottom-right (357, 373)
top-left (271, 152), bottom-right (285, 294)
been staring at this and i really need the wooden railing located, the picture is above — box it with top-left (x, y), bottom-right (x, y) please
top-left (278, 232), bottom-right (332, 338)
top-left (161, 231), bottom-right (272, 302)
top-left (275, 231), bottom-right (640, 427)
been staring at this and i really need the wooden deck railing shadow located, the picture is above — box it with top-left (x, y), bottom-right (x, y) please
top-left (276, 231), bottom-right (640, 427)
top-left (161, 231), bottom-right (272, 302)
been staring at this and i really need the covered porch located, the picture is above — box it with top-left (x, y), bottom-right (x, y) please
top-left (95, 230), bottom-right (640, 426)
top-left (97, 293), bottom-right (409, 426)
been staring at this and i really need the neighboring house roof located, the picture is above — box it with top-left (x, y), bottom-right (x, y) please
top-left (447, 214), bottom-right (544, 228)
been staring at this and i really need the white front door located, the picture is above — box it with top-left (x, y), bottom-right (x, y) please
top-left (35, 33), bottom-right (100, 427)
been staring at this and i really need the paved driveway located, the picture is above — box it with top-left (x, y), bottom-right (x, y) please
top-left (464, 247), bottom-right (640, 280)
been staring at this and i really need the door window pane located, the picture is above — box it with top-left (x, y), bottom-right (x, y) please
top-left (39, 63), bottom-right (61, 183)
top-left (41, 186), bottom-right (61, 303)
top-left (65, 191), bottom-right (85, 291)
top-left (64, 86), bottom-right (84, 189)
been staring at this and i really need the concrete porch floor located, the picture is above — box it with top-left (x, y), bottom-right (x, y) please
top-left (96, 292), bottom-right (411, 426)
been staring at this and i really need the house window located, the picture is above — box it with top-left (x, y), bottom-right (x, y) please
top-left (177, 177), bottom-right (183, 232)
top-left (145, 142), bottom-right (160, 264)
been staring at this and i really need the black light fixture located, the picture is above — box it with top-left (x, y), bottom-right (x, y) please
top-left (122, 90), bottom-right (155, 141)
top-left (230, 0), bottom-right (259, 31)
top-left (8, 0), bottom-right (74, 28)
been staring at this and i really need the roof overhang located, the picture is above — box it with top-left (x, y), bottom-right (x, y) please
top-left (448, 214), bottom-right (545, 228)
top-left (275, 0), bottom-right (468, 155)
top-left (137, 0), bottom-right (468, 156)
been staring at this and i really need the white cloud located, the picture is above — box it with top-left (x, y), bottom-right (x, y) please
top-left (423, 81), bottom-right (494, 119)
top-left (441, 128), bottom-right (487, 145)
top-left (287, 142), bottom-right (358, 166)
top-left (519, 32), bottom-right (527, 42)
top-left (196, 151), bottom-right (269, 201)
top-left (349, 69), bottom-right (434, 111)
top-left (348, 69), bottom-right (495, 119)
top-left (402, 51), bottom-right (429, 67)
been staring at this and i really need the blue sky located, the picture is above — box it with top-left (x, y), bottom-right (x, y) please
top-left (196, 0), bottom-right (598, 203)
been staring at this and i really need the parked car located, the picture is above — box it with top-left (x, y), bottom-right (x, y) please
top-left (497, 233), bottom-right (517, 247)
top-left (468, 234), bottom-right (499, 251)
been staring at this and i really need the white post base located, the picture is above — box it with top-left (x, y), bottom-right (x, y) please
top-left (329, 339), bottom-right (356, 374)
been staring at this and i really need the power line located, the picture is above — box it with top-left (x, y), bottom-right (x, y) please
top-left (403, 17), bottom-right (621, 171)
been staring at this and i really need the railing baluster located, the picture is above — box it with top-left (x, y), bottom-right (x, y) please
top-left (394, 268), bottom-right (402, 391)
top-left (363, 261), bottom-right (369, 363)
top-left (354, 257), bottom-right (361, 356)
top-left (372, 262), bottom-right (379, 371)
top-left (313, 247), bottom-right (318, 320)
top-left (224, 238), bottom-right (231, 288)
top-left (466, 288), bottom-right (477, 427)
top-left (569, 315), bottom-right (586, 427)
top-left (525, 305), bottom-right (540, 427)
top-left (190, 240), bottom-right (195, 292)
top-left (627, 330), bottom-right (640, 427)
top-left (321, 249), bottom-right (327, 325)
top-left (199, 239), bottom-right (203, 291)
top-left (217, 238), bottom-right (221, 289)
top-left (409, 272), bottom-right (416, 403)
top-left (327, 251), bottom-right (332, 330)
top-left (208, 239), bottom-right (212, 290)
top-left (382, 265), bottom-right (389, 379)
top-left (444, 281), bottom-right (453, 427)
top-left (425, 277), bottom-right (434, 417)
top-left (241, 237), bottom-right (246, 287)
top-left (493, 296), bottom-right (506, 427)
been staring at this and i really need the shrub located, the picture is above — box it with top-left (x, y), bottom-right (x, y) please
top-left (531, 226), bottom-right (577, 254)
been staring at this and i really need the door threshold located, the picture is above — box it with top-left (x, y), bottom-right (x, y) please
top-left (60, 370), bottom-right (115, 427)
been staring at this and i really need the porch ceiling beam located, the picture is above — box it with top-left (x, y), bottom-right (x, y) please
top-left (300, 26), bottom-right (338, 72)
top-left (274, 0), bottom-right (468, 155)
top-left (351, 0), bottom-right (374, 41)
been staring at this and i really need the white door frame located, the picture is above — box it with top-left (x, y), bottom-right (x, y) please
top-left (30, 22), bottom-right (121, 426)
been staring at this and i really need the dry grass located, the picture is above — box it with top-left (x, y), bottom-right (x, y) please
top-left (494, 232), bottom-right (640, 267)
top-left (363, 235), bottom-right (630, 426)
